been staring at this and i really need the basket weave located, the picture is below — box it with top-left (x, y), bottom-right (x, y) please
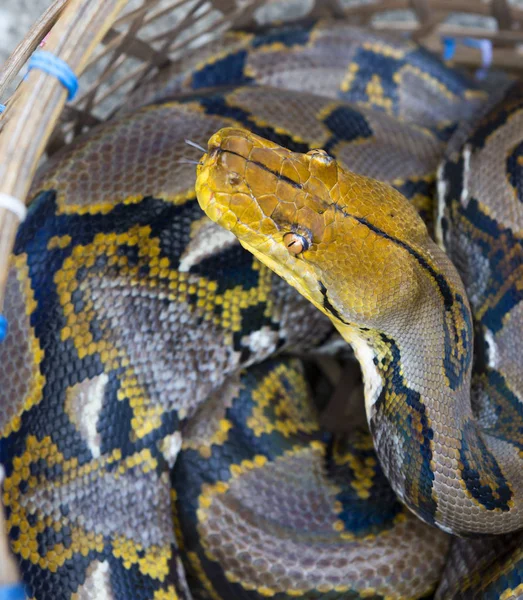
top-left (0, 0), bottom-right (523, 582)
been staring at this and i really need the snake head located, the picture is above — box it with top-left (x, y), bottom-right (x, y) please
top-left (196, 127), bottom-right (429, 333)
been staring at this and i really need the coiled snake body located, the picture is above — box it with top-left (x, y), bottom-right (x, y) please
top-left (1, 19), bottom-right (523, 600)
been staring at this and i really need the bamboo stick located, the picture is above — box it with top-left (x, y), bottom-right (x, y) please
top-left (0, 0), bottom-right (128, 312)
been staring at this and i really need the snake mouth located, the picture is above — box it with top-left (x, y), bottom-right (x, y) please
top-left (208, 196), bottom-right (240, 233)
top-left (197, 185), bottom-right (239, 233)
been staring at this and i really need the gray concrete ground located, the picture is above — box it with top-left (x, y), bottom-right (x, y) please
top-left (0, 1), bottom-right (51, 64)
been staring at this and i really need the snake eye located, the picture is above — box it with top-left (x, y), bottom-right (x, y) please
top-left (283, 232), bottom-right (309, 255)
top-left (307, 148), bottom-right (334, 165)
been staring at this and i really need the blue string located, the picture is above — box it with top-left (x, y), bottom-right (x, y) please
top-left (27, 50), bottom-right (78, 101)
top-left (442, 36), bottom-right (492, 80)
top-left (442, 37), bottom-right (456, 61)
top-left (0, 104), bottom-right (5, 113)
top-left (0, 315), bottom-right (7, 343)
top-left (463, 38), bottom-right (493, 80)
top-left (0, 584), bottom-right (27, 600)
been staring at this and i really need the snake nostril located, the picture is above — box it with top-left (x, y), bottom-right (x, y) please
top-left (227, 172), bottom-right (241, 186)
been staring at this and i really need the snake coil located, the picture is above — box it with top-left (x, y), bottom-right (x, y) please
top-left (1, 19), bottom-right (522, 600)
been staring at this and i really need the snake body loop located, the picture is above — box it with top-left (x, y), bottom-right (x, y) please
top-left (196, 122), bottom-right (521, 535)
top-left (1, 18), bottom-right (522, 600)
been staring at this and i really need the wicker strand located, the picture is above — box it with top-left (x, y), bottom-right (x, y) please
top-left (492, 0), bottom-right (513, 31)
top-left (0, 0), bottom-right (69, 101)
top-left (410, 0), bottom-right (431, 24)
top-left (0, 0), bottom-right (128, 312)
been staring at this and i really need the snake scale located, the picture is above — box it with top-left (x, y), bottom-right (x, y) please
top-left (1, 18), bottom-right (523, 599)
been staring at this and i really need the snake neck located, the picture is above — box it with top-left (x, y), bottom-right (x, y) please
top-left (337, 240), bottom-right (523, 536)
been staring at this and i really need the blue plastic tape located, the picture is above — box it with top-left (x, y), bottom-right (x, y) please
top-left (27, 50), bottom-right (78, 101)
top-left (442, 36), bottom-right (492, 80)
top-left (0, 584), bottom-right (27, 600)
top-left (442, 37), bottom-right (457, 61)
top-left (0, 315), bottom-right (8, 343)
top-left (465, 38), bottom-right (493, 79)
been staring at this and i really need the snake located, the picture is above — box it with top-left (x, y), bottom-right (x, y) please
top-left (1, 17), bottom-right (522, 600)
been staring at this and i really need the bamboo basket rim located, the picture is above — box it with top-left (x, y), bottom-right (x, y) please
top-left (1, 0), bottom-right (523, 586)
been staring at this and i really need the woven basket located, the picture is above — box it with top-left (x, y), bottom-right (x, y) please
top-left (2, 0), bottom-right (523, 309)
top-left (1, 0), bottom-right (523, 585)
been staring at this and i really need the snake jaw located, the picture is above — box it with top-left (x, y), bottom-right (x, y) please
top-left (195, 160), bottom-right (236, 231)
top-left (238, 236), bottom-right (326, 312)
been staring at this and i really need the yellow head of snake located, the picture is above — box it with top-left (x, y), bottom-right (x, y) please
top-left (196, 127), bottom-right (430, 334)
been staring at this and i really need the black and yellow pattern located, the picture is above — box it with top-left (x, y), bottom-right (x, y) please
top-left (435, 81), bottom-right (523, 593)
top-left (0, 189), bottom-right (331, 598)
top-left (1, 17), bottom-right (519, 600)
top-left (134, 21), bottom-right (487, 141)
top-left (173, 359), bottom-right (446, 599)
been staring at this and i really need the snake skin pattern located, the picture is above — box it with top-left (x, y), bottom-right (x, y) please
top-left (0, 18), bottom-right (521, 600)
top-left (434, 81), bottom-right (523, 599)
